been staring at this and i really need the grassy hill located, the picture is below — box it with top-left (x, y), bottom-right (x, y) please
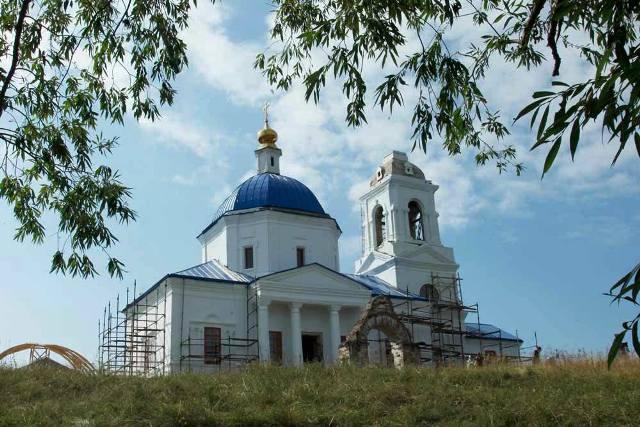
top-left (1, 360), bottom-right (639, 426)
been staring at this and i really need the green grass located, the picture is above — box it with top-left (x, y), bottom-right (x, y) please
top-left (1, 361), bottom-right (639, 426)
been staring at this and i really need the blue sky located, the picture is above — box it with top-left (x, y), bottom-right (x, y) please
top-left (1, 1), bottom-right (639, 363)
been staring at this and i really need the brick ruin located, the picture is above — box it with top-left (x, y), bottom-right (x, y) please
top-left (339, 296), bottom-right (420, 368)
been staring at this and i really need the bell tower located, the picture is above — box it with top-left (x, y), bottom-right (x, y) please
top-left (355, 151), bottom-right (458, 294)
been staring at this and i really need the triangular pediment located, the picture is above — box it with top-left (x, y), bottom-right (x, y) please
top-left (257, 263), bottom-right (371, 296)
top-left (356, 244), bottom-right (458, 278)
top-left (355, 251), bottom-right (392, 274)
top-left (401, 244), bottom-right (457, 266)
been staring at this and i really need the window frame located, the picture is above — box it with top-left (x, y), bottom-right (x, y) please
top-left (296, 247), bottom-right (305, 267)
top-left (243, 246), bottom-right (254, 270)
top-left (203, 326), bottom-right (222, 365)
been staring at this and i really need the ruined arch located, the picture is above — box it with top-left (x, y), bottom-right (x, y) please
top-left (0, 343), bottom-right (95, 373)
top-left (339, 297), bottom-right (419, 367)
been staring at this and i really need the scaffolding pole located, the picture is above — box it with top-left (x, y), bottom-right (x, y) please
top-left (98, 280), bottom-right (167, 375)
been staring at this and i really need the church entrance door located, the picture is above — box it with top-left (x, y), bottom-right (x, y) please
top-left (302, 333), bottom-right (323, 363)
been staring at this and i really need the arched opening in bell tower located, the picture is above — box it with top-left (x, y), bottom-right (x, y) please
top-left (374, 206), bottom-right (386, 247)
top-left (408, 201), bottom-right (424, 241)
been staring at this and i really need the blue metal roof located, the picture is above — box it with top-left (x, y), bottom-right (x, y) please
top-left (347, 274), bottom-right (426, 300)
top-left (210, 173), bottom-right (326, 226)
top-left (173, 260), bottom-right (253, 283)
top-left (464, 323), bottom-right (522, 342)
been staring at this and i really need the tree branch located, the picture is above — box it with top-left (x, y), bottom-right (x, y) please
top-left (520, 0), bottom-right (547, 47)
top-left (547, 0), bottom-right (562, 76)
top-left (0, 0), bottom-right (32, 118)
top-left (547, 20), bottom-right (561, 76)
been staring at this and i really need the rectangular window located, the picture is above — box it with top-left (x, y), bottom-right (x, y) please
top-left (270, 156), bottom-right (275, 167)
top-left (269, 331), bottom-right (283, 364)
top-left (244, 246), bottom-right (254, 269)
top-left (296, 247), bottom-right (305, 267)
top-left (204, 327), bottom-right (221, 365)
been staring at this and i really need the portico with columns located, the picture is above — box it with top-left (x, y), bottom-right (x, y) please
top-left (253, 263), bottom-right (371, 365)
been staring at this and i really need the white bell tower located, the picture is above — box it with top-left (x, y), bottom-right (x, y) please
top-left (355, 151), bottom-right (458, 294)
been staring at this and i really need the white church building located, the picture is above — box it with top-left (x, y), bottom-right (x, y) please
top-left (98, 117), bottom-right (523, 374)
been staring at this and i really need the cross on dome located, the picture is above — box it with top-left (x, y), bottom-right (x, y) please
top-left (263, 101), bottom-right (271, 126)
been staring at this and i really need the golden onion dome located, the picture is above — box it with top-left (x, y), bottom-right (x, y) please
top-left (257, 102), bottom-right (278, 146)
top-left (257, 123), bottom-right (278, 146)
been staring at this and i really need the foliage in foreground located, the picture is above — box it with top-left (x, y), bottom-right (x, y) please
top-left (608, 262), bottom-right (640, 367)
top-left (1, 362), bottom-right (640, 426)
top-left (0, 0), bottom-right (212, 278)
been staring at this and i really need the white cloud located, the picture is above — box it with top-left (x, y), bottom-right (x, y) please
top-left (182, 2), bottom-right (271, 106)
top-left (168, 1), bottom-right (639, 236)
top-left (139, 113), bottom-right (216, 158)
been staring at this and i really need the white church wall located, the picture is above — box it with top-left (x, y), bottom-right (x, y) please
top-left (396, 265), bottom-right (459, 297)
top-left (203, 228), bottom-right (227, 265)
top-left (167, 277), bottom-right (249, 373)
top-left (163, 285), bottom-right (174, 371)
top-left (200, 210), bottom-right (340, 277)
top-left (267, 303), bottom-right (292, 364)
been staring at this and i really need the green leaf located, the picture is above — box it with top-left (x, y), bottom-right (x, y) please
top-left (635, 133), bottom-right (640, 158)
top-left (532, 91), bottom-right (554, 98)
top-left (537, 105), bottom-right (550, 141)
top-left (632, 322), bottom-right (640, 357)
top-left (569, 119), bottom-right (581, 161)
top-left (541, 138), bottom-right (561, 178)
top-left (514, 99), bottom-right (543, 122)
top-left (596, 47), bottom-right (612, 80)
top-left (607, 331), bottom-right (626, 369)
top-left (632, 265), bottom-right (640, 301)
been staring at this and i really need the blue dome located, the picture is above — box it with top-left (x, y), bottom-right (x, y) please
top-left (210, 173), bottom-right (326, 225)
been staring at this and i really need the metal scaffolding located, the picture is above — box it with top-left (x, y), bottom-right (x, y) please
top-left (466, 305), bottom-right (530, 364)
top-left (393, 273), bottom-right (476, 366)
top-left (98, 281), bottom-right (167, 375)
top-left (179, 336), bottom-right (258, 372)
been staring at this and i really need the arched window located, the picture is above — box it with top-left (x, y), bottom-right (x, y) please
top-left (374, 206), bottom-right (386, 247)
top-left (419, 284), bottom-right (439, 302)
top-left (408, 201), bottom-right (424, 240)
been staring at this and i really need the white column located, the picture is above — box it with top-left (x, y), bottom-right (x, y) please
top-left (389, 205), bottom-right (397, 241)
top-left (258, 301), bottom-right (270, 363)
top-left (290, 302), bottom-right (303, 366)
top-left (328, 305), bottom-right (341, 364)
